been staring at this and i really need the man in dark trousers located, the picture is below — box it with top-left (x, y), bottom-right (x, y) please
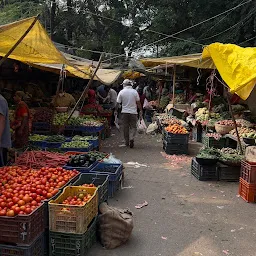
top-left (0, 93), bottom-right (11, 166)
top-left (115, 79), bottom-right (143, 148)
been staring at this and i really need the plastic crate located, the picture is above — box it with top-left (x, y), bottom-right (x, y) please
top-left (32, 122), bottom-right (51, 130)
top-left (63, 161), bottom-right (98, 173)
top-left (49, 186), bottom-right (98, 234)
top-left (0, 203), bottom-right (45, 245)
top-left (90, 163), bottom-right (123, 182)
top-left (217, 162), bottom-right (240, 181)
top-left (192, 126), bottom-right (202, 142)
top-left (109, 171), bottom-right (124, 198)
top-left (60, 143), bottom-right (93, 153)
top-left (0, 232), bottom-right (45, 256)
top-left (72, 173), bottom-right (109, 204)
top-left (239, 177), bottom-right (256, 203)
top-left (49, 217), bottom-right (97, 256)
top-left (163, 141), bottom-right (188, 155)
top-left (163, 130), bottom-right (189, 145)
top-left (241, 160), bottom-right (256, 184)
top-left (191, 158), bottom-right (219, 181)
top-left (45, 141), bottom-right (64, 149)
top-left (202, 135), bottom-right (226, 149)
top-left (29, 140), bottom-right (47, 148)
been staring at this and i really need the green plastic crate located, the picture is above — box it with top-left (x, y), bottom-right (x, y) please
top-left (49, 217), bottom-right (97, 256)
top-left (202, 135), bottom-right (226, 149)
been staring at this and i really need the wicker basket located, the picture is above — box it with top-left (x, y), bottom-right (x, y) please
top-left (215, 123), bottom-right (235, 135)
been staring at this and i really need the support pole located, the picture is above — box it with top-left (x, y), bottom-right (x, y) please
top-left (65, 54), bottom-right (104, 124)
top-left (226, 90), bottom-right (243, 154)
top-left (0, 15), bottom-right (39, 67)
top-left (172, 64), bottom-right (176, 107)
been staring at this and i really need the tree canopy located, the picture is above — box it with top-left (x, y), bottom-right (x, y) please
top-left (0, 0), bottom-right (255, 61)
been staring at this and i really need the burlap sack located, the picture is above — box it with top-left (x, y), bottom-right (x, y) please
top-left (98, 203), bottom-right (133, 249)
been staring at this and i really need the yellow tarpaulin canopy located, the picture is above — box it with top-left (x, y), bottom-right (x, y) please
top-left (0, 16), bottom-right (67, 64)
top-left (0, 17), bottom-right (122, 84)
top-left (141, 53), bottom-right (215, 69)
top-left (202, 43), bottom-right (256, 100)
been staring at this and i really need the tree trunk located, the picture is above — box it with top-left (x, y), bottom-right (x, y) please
top-left (50, 0), bottom-right (56, 39)
top-left (67, 0), bottom-right (72, 41)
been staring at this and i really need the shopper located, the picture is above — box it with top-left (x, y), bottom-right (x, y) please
top-left (115, 79), bottom-right (143, 148)
top-left (12, 91), bottom-right (30, 148)
top-left (0, 93), bottom-right (11, 167)
top-left (105, 86), bottom-right (118, 126)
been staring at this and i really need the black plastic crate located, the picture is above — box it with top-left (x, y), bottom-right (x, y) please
top-left (192, 126), bottom-right (202, 142)
top-left (163, 130), bottom-right (189, 145)
top-left (191, 158), bottom-right (219, 181)
top-left (72, 173), bottom-right (109, 204)
top-left (0, 231), bottom-right (44, 256)
top-left (163, 141), bottom-right (188, 155)
top-left (49, 217), bottom-right (97, 256)
top-left (217, 162), bottom-right (240, 182)
top-left (202, 135), bottom-right (226, 149)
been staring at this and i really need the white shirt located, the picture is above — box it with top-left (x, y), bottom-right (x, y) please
top-left (108, 89), bottom-right (117, 107)
top-left (117, 86), bottom-right (140, 114)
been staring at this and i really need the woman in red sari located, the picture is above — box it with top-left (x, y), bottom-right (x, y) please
top-left (12, 91), bottom-right (30, 148)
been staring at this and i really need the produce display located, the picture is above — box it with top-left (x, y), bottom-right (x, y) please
top-left (229, 127), bottom-right (256, 138)
top-left (45, 135), bottom-right (66, 143)
top-left (220, 148), bottom-right (239, 154)
top-left (161, 118), bottom-right (181, 126)
top-left (33, 108), bottom-right (53, 123)
top-left (195, 108), bottom-right (210, 121)
top-left (165, 124), bottom-right (188, 134)
top-left (67, 154), bottom-right (96, 167)
top-left (83, 120), bottom-right (102, 127)
top-left (205, 133), bottom-right (222, 140)
top-left (61, 141), bottom-right (91, 149)
top-left (53, 113), bottom-right (84, 126)
top-left (15, 151), bottom-right (70, 169)
top-left (197, 148), bottom-right (220, 159)
top-left (236, 119), bottom-right (253, 128)
top-left (216, 120), bottom-right (234, 126)
top-left (87, 151), bottom-right (108, 161)
top-left (81, 184), bottom-right (96, 188)
top-left (29, 134), bottom-right (48, 142)
top-left (0, 166), bottom-right (78, 216)
top-left (219, 151), bottom-right (244, 163)
top-left (61, 193), bottom-right (92, 206)
top-left (72, 135), bottom-right (98, 141)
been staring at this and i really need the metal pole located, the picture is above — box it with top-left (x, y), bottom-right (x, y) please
top-left (0, 15), bottom-right (39, 67)
top-left (226, 90), bottom-right (243, 154)
top-left (172, 64), bottom-right (176, 107)
top-left (65, 54), bottom-right (104, 124)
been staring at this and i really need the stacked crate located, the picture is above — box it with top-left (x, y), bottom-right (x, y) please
top-left (0, 204), bottom-right (45, 255)
top-left (239, 160), bottom-right (256, 203)
top-left (48, 186), bottom-right (98, 256)
top-left (163, 130), bottom-right (189, 155)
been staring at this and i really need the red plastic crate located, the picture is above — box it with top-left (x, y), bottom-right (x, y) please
top-left (239, 178), bottom-right (256, 203)
top-left (0, 203), bottom-right (45, 245)
top-left (240, 160), bottom-right (256, 184)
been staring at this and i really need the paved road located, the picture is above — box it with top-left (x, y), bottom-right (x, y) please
top-left (88, 130), bottom-right (256, 256)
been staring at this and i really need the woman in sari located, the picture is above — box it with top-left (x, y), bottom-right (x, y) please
top-left (12, 91), bottom-right (30, 148)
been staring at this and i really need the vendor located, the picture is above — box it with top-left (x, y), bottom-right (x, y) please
top-left (11, 91), bottom-right (30, 148)
top-left (88, 88), bottom-right (97, 104)
top-left (97, 84), bottom-right (108, 104)
top-left (51, 91), bottom-right (76, 108)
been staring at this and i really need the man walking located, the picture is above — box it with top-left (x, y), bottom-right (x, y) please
top-left (115, 79), bottom-right (143, 148)
top-left (0, 93), bottom-right (11, 167)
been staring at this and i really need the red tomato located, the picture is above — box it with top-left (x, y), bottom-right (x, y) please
top-left (18, 200), bottom-right (25, 206)
top-left (0, 209), bottom-right (6, 216)
top-left (14, 207), bottom-right (20, 214)
top-left (12, 197), bottom-right (19, 204)
top-left (6, 210), bottom-right (15, 217)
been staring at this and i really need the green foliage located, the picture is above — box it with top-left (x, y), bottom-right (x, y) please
top-left (0, 0), bottom-right (256, 59)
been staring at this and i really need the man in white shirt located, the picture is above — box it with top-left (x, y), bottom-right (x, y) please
top-left (115, 79), bottom-right (143, 148)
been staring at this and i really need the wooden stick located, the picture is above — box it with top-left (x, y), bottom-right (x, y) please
top-left (226, 89), bottom-right (243, 154)
top-left (0, 15), bottom-right (39, 67)
top-left (65, 54), bottom-right (104, 124)
top-left (172, 64), bottom-right (176, 107)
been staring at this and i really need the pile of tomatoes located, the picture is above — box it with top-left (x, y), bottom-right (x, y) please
top-left (0, 166), bottom-right (79, 217)
top-left (61, 193), bottom-right (92, 206)
top-left (81, 184), bottom-right (96, 188)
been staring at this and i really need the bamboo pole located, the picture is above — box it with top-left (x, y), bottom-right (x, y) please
top-left (226, 90), bottom-right (243, 154)
top-left (0, 15), bottom-right (39, 67)
top-left (65, 54), bottom-right (104, 124)
top-left (172, 64), bottom-right (176, 107)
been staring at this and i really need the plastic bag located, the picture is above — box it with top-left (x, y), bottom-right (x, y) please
top-left (143, 98), bottom-right (153, 110)
top-left (114, 114), bottom-right (120, 130)
top-left (103, 153), bottom-right (122, 164)
top-left (137, 119), bottom-right (147, 134)
top-left (146, 122), bottom-right (158, 134)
